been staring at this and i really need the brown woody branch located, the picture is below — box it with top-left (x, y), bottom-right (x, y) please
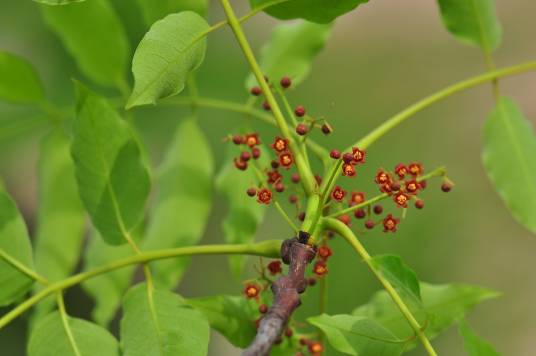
top-left (243, 233), bottom-right (316, 356)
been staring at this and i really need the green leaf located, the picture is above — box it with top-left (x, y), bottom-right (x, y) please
top-left (72, 82), bottom-right (150, 245)
top-left (120, 283), bottom-right (210, 356)
top-left (353, 283), bottom-right (499, 344)
top-left (28, 311), bottom-right (120, 356)
top-left (249, 0), bottom-right (368, 24)
top-left (245, 21), bottom-right (331, 89)
top-left (307, 314), bottom-right (406, 355)
top-left (81, 233), bottom-right (135, 326)
top-left (483, 97), bottom-right (536, 234)
top-left (188, 295), bottom-right (257, 348)
top-left (142, 119), bottom-right (213, 289)
top-left (215, 146), bottom-right (266, 278)
top-left (40, 0), bottom-right (130, 88)
top-left (32, 130), bottom-right (86, 323)
top-left (136, 0), bottom-right (208, 27)
top-left (436, 0), bottom-right (502, 53)
top-left (0, 188), bottom-right (34, 306)
top-left (0, 51), bottom-right (45, 105)
top-left (34, 0), bottom-right (86, 5)
top-left (459, 319), bottom-right (500, 356)
top-left (370, 254), bottom-right (421, 305)
top-left (126, 11), bottom-right (209, 109)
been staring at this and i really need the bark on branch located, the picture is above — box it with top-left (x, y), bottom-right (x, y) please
top-left (243, 233), bottom-right (316, 356)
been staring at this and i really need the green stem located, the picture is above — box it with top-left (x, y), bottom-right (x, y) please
top-left (0, 249), bottom-right (49, 285)
top-left (0, 241), bottom-right (281, 330)
top-left (56, 292), bottom-right (82, 356)
top-left (219, 0), bottom-right (316, 196)
top-left (321, 218), bottom-right (438, 356)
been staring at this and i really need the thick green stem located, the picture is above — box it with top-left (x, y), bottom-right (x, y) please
top-left (0, 241), bottom-right (281, 330)
top-left (321, 218), bottom-right (438, 356)
top-left (219, 0), bottom-right (316, 195)
top-left (0, 249), bottom-right (49, 285)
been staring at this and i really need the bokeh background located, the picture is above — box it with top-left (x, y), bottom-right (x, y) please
top-left (1, 0), bottom-right (536, 355)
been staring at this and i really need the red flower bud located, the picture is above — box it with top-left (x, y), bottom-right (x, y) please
top-left (330, 149), bottom-right (341, 159)
top-left (280, 76), bottom-right (292, 88)
top-left (250, 86), bottom-right (262, 96)
top-left (246, 187), bottom-right (257, 197)
top-left (267, 261), bottom-right (282, 275)
top-left (294, 105), bottom-right (306, 117)
top-left (234, 158), bottom-right (248, 171)
top-left (318, 246), bottom-right (332, 259)
top-left (296, 123), bottom-right (308, 136)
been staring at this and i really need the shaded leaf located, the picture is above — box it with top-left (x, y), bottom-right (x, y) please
top-left (142, 119), bottom-right (213, 289)
top-left (72, 82), bottom-right (150, 245)
top-left (483, 97), bottom-right (536, 234)
top-left (81, 233), bottom-right (135, 326)
top-left (188, 295), bottom-right (257, 348)
top-left (34, 0), bottom-right (86, 5)
top-left (28, 311), bottom-right (119, 356)
top-left (437, 0), bottom-right (502, 52)
top-left (370, 254), bottom-right (421, 305)
top-left (32, 130), bottom-right (86, 323)
top-left (126, 11), bottom-right (208, 109)
top-left (353, 283), bottom-right (499, 346)
top-left (136, 0), bottom-right (208, 27)
top-left (41, 0), bottom-right (130, 88)
top-left (120, 283), bottom-right (209, 356)
top-left (0, 51), bottom-right (45, 105)
top-left (249, 0), bottom-right (368, 24)
top-left (307, 314), bottom-right (406, 355)
top-left (459, 319), bottom-right (500, 356)
top-left (246, 21), bottom-right (331, 89)
top-left (215, 146), bottom-right (266, 278)
top-left (0, 188), bottom-right (34, 306)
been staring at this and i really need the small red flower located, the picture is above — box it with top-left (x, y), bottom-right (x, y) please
top-left (405, 179), bottom-right (420, 194)
top-left (313, 261), bottom-right (328, 276)
top-left (271, 136), bottom-right (289, 153)
top-left (379, 183), bottom-right (393, 194)
top-left (393, 191), bottom-right (409, 208)
top-left (308, 341), bottom-right (324, 354)
top-left (394, 163), bottom-right (408, 179)
top-left (257, 188), bottom-right (272, 204)
top-left (244, 283), bottom-right (261, 298)
top-left (351, 147), bottom-right (366, 164)
top-left (383, 214), bottom-right (400, 232)
top-left (266, 170), bottom-right (282, 184)
top-left (408, 162), bottom-right (423, 176)
top-left (278, 151), bottom-right (294, 169)
top-left (331, 186), bottom-right (347, 201)
top-left (234, 158), bottom-right (248, 171)
top-left (244, 133), bottom-right (260, 147)
top-left (317, 246), bottom-right (332, 259)
top-left (349, 192), bottom-right (365, 206)
top-left (375, 170), bottom-right (392, 185)
top-left (267, 261), bottom-right (282, 275)
top-left (342, 163), bottom-right (356, 177)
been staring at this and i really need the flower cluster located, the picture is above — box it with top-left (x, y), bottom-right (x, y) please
top-left (329, 147), bottom-right (366, 177)
top-left (231, 132), bottom-right (262, 171)
top-left (374, 162), bottom-right (425, 209)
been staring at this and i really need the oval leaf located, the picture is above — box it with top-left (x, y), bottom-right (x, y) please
top-left (72, 82), bottom-right (150, 245)
top-left (459, 319), bottom-right (500, 356)
top-left (120, 283), bottom-right (209, 356)
top-left (0, 51), bottom-right (45, 105)
top-left (136, 0), bottom-right (207, 27)
top-left (28, 311), bottom-right (119, 356)
top-left (40, 0), bottom-right (130, 88)
top-left (249, 0), bottom-right (368, 24)
top-left (142, 119), bottom-right (213, 289)
top-left (245, 21), bottom-right (332, 89)
top-left (370, 254), bottom-right (421, 305)
top-left (437, 0), bottom-right (502, 53)
top-left (0, 188), bottom-right (34, 306)
top-left (307, 314), bottom-right (406, 355)
top-left (126, 11), bottom-right (209, 109)
top-left (483, 97), bottom-right (536, 234)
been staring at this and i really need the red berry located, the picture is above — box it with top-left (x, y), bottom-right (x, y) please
top-left (259, 304), bottom-right (268, 314)
top-left (232, 135), bottom-right (243, 145)
top-left (280, 76), bottom-right (292, 88)
top-left (234, 158), bottom-right (248, 171)
top-left (246, 187), bottom-right (257, 197)
top-left (390, 181), bottom-right (401, 191)
top-left (354, 208), bottom-right (366, 219)
top-left (294, 105), bottom-right (306, 117)
top-left (296, 123), bottom-right (308, 135)
top-left (298, 212), bottom-right (306, 221)
top-left (250, 86), bottom-right (262, 96)
top-left (373, 204), bottom-right (383, 215)
top-left (240, 151), bottom-right (251, 162)
top-left (365, 220), bottom-right (375, 229)
top-left (275, 182), bottom-right (285, 192)
top-left (289, 195), bottom-right (298, 204)
top-left (308, 277), bottom-right (317, 286)
top-left (262, 100), bottom-right (271, 111)
top-left (415, 199), bottom-right (425, 209)
top-left (291, 173), bottom-right (300, 183)
top-left (441, 182), bottom-right (452, 192)
top-left (252, 147), bottom-right (261, 159)
top-left (321, 123), bottom-right (332, 135)
top-left (330, 149), bottom-right (341, 159)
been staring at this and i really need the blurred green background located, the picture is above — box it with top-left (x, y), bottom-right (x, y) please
top-left (1, 0), bottom-right (536, 355)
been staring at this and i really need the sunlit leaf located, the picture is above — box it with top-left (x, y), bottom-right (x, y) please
top-left (41, 0), bottom-right (130, 88)
top-left (437, 0), bottom-right (502, 52)
top-left (136, 0), bottom-right (208, 27)
top-left (459, 319), bottom-right (500, 356)
top-left (0, 51), bottom-right (45, 105)
top-left (126, 11), bottom-right (208, 109)
top-left (249, 0), bottom-right (368, 24)
top-left (142, 119), bottom-right (213, 289)
top-left (483, 97), bottom-right (536, 234)
top-left (120, 283), bottom-right (209, 356)
top-left (370, 254), bottom-right (421, 305)
top-left (72, 82), bottom-right (150, 245)
top-left (28, 311), bottom-right (119, 356)
top-left (245, 21), bottom-right (331, 89)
